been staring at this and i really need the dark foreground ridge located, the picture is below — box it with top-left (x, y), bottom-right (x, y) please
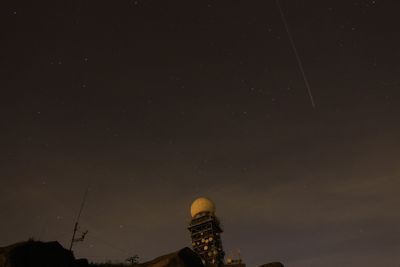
top-left (0, 240), bottom-right (87, 267)
top-left (139, 247), bottom-right (203, 267)
top-left (138, 248), bottom-right (285, 267)
top-left (0, 241), bottom-right (284, 267)
top-left (259, 263), bottom-right (284, 267)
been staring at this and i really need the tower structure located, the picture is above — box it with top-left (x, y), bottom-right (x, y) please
top-left (188, 197), bottom-right (225, 267)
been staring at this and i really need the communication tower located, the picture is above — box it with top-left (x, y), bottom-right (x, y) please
top-left (188, 197), bottom-right (225, 267)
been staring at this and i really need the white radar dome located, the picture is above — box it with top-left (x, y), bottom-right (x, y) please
top-left (190, 197), bottom-right (216, 218)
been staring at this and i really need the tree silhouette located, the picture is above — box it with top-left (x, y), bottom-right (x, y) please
top-left (126, 255), bottom-right (139, 266)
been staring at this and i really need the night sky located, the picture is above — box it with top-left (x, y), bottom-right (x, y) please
top-left (1, 1), bottom-right (400, 267)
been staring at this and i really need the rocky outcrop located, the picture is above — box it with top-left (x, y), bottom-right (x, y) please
top-left (139, 247), bottom-right (204, 267)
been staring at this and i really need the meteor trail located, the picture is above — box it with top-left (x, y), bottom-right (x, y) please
top-left (275, 0), bottom-right (316, 109)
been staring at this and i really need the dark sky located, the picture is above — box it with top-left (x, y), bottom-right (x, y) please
top-left (1, 1), bottom-right (400, 267)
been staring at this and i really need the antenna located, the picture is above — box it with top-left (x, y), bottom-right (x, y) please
top-left (69, 186), bottom-right (90, 251)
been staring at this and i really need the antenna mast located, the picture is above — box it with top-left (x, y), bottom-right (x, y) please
top-left (69, 187), bottom-right (89, 251)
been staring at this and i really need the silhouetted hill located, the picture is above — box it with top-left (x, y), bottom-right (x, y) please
top-left (0, 240), bottom-right (86, 267)
top-left (1, 241), bottom-right (284, 267)
top-left (89, 262), bottom-right (128, 267)
top-left (138, 247), bottom-right (203, 267)
top-left (259, 263), bottom-right (284, 267)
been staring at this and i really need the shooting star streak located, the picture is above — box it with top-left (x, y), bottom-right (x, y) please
top-left (275, 0), bottom-right (316, 108)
